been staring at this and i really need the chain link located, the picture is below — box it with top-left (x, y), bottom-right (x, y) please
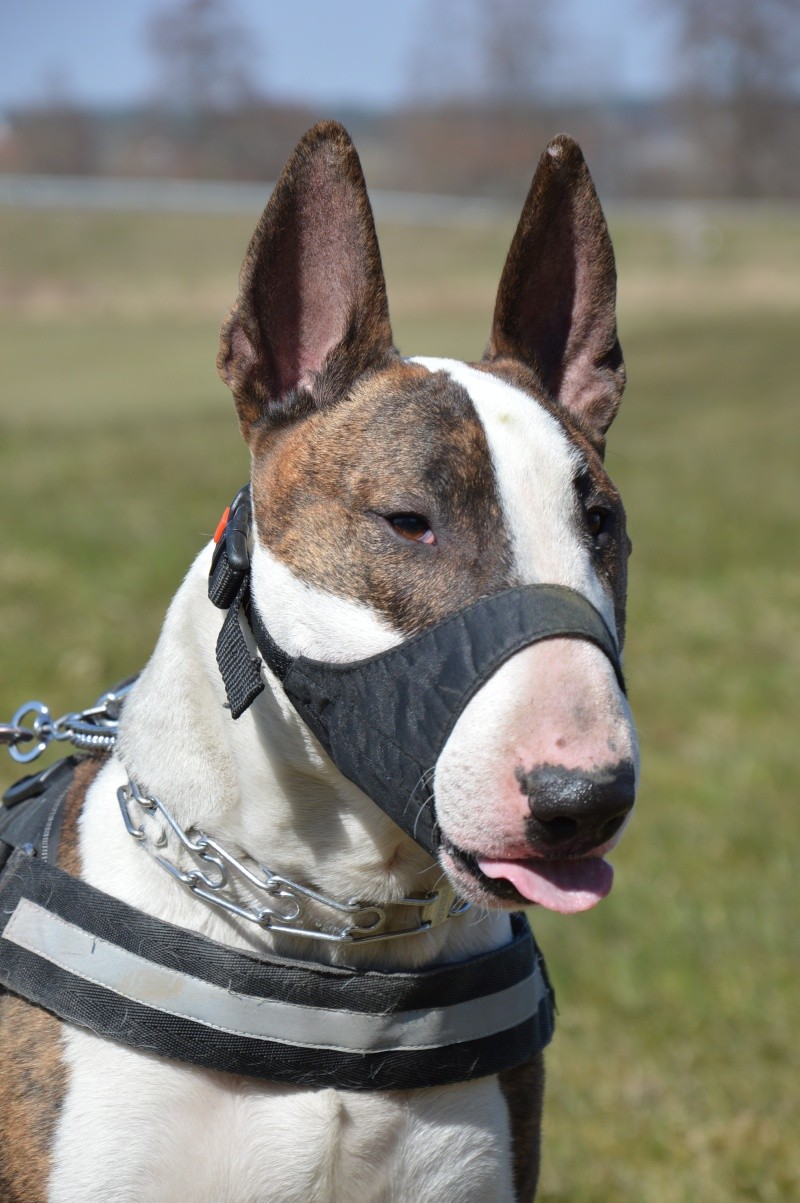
top-left (2, 678), bottom-right (137, 764)
top-left (5, 678), bottom-right (470, 943)
top-left (118, 778), bottom-right (470, 945)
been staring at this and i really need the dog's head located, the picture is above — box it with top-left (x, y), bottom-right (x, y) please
top-left (218, 121), bottom-right (637, 915)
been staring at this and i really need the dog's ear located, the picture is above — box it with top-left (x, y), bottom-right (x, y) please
top-left (485, 135), bottom-right (625, 447)
top-left (218, 121), bottom-right (395, 439)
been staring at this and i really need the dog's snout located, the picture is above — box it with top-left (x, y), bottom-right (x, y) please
top-left (518, 762), bottom-right (636, 850)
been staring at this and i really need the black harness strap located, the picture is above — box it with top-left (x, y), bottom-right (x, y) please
top-left (0, 756), bottom-right (78, 870)
top-left (0, 761), bottom-right (555, 1091)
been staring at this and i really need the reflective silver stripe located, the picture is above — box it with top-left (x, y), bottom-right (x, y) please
top-left (2, 898), bottom-right (544, 1054)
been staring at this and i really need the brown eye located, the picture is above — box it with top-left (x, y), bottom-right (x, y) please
top-left (586, 507), bottom-right (610, 542)
top-left (386, 514), bottom-right (436, 545)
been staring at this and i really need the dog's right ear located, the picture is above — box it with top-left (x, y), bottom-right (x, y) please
top-left (218, 121), bottom-right (396, 440)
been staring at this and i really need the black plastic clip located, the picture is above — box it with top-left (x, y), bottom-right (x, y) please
top-left (208, 484), bottom-right (252, 610)
top-left (2, 756), bottom-right (79, 810)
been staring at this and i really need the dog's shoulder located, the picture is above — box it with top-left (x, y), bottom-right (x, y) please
top-left (0, 756), bottom-right (104, 1203)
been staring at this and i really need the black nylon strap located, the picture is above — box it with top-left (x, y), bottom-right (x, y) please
top-left (246, 593), bottom-right (294, 684)
top-left (0, 756), bottom-right (77, 861)
top-left (274, 584), bottom-right (623, 855)
top-left (215, 579), bottom-right (265, 719)
top-left (0, 848), bottom-right (554, 1090)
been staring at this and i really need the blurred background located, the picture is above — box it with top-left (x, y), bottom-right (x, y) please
top-left (1, 2), bottom-right (798, 1199)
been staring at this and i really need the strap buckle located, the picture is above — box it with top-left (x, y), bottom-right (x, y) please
top-left (208, 484), bottom-right (252, 609)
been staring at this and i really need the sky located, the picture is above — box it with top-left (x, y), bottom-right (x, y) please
top-left (1, 0), bottom-right (676, 111)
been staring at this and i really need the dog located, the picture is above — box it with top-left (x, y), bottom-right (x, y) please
top-left (0, 121), bottom-right (637, 1202)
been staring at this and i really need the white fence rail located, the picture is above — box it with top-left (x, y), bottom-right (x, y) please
top-left (0, 174), bottom-right (797, 227)
top-left (0, 174), bottom-right (513, 227)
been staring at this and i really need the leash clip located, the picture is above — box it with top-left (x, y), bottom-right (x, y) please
top-left (2, 679), bottom-right (137, 766)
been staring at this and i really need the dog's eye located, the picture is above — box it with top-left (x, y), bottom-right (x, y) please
top-left (586, 507), bottom-right (611, 542)
top-left (386, 514), bottom-right (436, 545)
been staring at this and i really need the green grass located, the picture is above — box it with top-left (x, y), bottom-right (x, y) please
top-left (1, 205), bottom-right (798, 1200)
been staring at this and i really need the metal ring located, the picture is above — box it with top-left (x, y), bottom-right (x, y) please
top-left (9, 702), bottom-right (51, 764)
top-left (0, 723), bottom-right (35, 748)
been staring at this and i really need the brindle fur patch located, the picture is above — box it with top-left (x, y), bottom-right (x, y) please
top-left (499, 1052), bottom-right (546, 1202)
top-left (252, 359), bottom-right (516, 635)
top-left (0, 757), bottom-right (104, 1203)
top-left (223, 123), bottom-right (630, 649)
top-left (218, 121), bottom-right (396, 438)
top-left (485, 134), bottom-right (625, 445)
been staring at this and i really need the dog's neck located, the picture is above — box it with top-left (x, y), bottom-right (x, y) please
top-left (116, 545), bottom-right (509, 967)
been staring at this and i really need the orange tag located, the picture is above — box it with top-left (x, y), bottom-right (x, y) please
top-left (213, 507), bottom-right (230, 544)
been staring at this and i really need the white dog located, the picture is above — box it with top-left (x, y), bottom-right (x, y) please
top-left (0, 121), bottom-right (637, 1203)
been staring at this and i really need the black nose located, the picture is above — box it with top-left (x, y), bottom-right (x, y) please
top-left (518, 762), bottom-right (636, 851)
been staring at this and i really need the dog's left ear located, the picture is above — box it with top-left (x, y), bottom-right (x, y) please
top-left (485, 135), bottom-right (625, 448)
top-left (218, 121), bottom-right (396, 439)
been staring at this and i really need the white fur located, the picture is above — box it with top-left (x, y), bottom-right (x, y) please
top-left (412, 359), bottom-right (637, 856)
top-left (49, 360), bottom-right (633, 1200)
top-left (53, 1033), bottom-right (513, 1202)
top-left (250, 540), bottom-right (403, 663)
top-left (413, 358), bottom-right (613, 626)
top-left (50, 547), bottom-right (514, 1202)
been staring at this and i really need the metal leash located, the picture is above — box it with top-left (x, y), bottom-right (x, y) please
top-left (0, 677), bottom-right (137, 764)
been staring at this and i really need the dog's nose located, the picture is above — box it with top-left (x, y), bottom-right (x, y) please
top-left (518, 762), bottom-right (636, 850)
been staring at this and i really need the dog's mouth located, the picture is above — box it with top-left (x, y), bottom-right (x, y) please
top-left (442, 839), bottom-right (614, 915)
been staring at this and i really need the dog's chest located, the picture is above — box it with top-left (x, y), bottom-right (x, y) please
top-left (29, 733), bottom-right (520, 1203)
top-left (51, 1029), bottom-right (514, 1203)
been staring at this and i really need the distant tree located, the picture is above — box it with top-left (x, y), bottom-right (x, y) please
top-left (142, 0), bottom-right (267, 178)
top-left (146, 0), bottom-right (261, 114)
top-left (475, 0), bottom-right (554, 106)
top-left (8, 67), bottom-right (97, 175)
top-left (672, 0), bottom-right (800, 195)
top-left (676, 0), bottom-right (799, 97)
top-left (408, 0), bottom-right (554, 106)
top-left (401, 0), bottom-right (557, 195)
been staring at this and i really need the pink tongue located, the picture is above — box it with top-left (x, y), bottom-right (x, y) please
top-left (477, 856), bottom-right (614, 914)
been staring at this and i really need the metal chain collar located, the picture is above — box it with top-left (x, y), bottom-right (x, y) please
top-left (3, 679), bottom-right (471, 945)
top-left (117, 778), bottom-right (470, 945)
top-left (1, 678), bottom-right (137, 764)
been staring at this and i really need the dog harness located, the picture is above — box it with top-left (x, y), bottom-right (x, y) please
top-left (0, 483), bottom-right (626, 1091)
top-left (0, 758), bottom-right (554, 1090)
top-left (210, 485), bottom-right (625, 857)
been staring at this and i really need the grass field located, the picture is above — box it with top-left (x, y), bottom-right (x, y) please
top-left (1, 199), bottom-right (798, 1201)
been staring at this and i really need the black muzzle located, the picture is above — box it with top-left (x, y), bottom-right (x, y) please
top-left (210, 486), bottom-right (625, 858)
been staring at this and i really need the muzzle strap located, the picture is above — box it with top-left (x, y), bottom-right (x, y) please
top-left (209, 485), bottom-right (625, 856)
top-left (274, 585), bottom-right (623, 855)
